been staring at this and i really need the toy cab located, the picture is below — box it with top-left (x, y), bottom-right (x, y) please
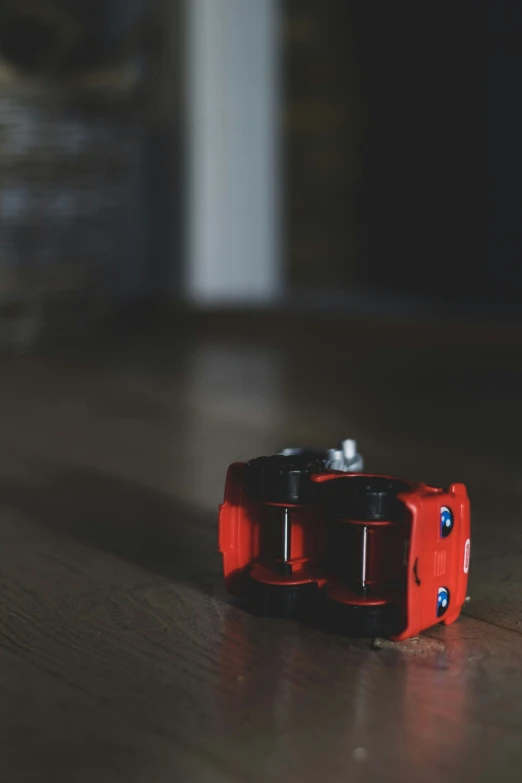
top-left (396, 480), bottom-right (470, 640)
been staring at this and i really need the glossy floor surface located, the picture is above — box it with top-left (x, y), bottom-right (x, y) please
top-left (1, 314), bottom-right (521, 782)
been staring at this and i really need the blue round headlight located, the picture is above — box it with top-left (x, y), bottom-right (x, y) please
top-left (437, 586), bottom-right (450, 617)
top-left (440, 506), bottom-right (453, 538)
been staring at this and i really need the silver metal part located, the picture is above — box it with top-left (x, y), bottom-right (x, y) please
top-left (282, 507), bottom-right (290, 563)
top-left (277, 438), bottom-right (363, 473)
top-left (325, 439), bottom-right (364, 472)
top-left (361, 525), bottom-right (368, 589)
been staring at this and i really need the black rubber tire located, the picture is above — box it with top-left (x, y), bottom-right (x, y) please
top-left (245, 578), bottom-right (320, 620)
top-left (325, 476), bottom-right (411, 521)
top-left (244, 454), bottom-right (325, 504)
top-left (322, 598), bottom-right (401, 638)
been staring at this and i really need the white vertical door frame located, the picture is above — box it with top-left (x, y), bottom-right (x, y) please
top-left (185, 0), bottom-right (282, 305)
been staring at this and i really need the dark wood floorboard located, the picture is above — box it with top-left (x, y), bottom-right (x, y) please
top-left (0, 317), bottom-right (521, 782)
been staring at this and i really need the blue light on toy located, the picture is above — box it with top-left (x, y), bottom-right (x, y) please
top-left (440, 505), bottom-right (453, 538)
top-left (437, 586), bottom-right (450, 617)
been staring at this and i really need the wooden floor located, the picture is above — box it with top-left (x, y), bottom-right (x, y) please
top-left (1, 313), bottom-right (522, 782)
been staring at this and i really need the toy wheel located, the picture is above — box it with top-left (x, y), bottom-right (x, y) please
top-left (325, 476), bottom-right (411, 521)
top-left (323, 599), bottom-right (401, 638)
top-left (244, 454), bottom-right (325, 504)
top-left (245, 578), bottom-right (319, 620)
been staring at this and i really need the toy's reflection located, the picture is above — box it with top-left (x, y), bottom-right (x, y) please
top-left (216, 604), bottom-right (469, 778)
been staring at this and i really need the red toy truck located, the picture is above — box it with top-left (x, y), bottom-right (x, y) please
top-left (219, 454), bottom-right (470, 639)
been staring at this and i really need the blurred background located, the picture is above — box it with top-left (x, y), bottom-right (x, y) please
top-left (0, 0), bottom-right (507, 349)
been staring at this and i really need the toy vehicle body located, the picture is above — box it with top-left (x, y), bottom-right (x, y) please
top-left (218, 454), bottom-right (470, 640)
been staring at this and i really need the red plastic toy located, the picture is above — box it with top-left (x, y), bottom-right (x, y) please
top-left (219, 454), bottom-right (470, 639)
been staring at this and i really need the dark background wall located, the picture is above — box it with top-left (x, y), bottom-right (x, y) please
top-left (487, 4), bottom-right (522, 305)
top-left (350, 4), bottom-right (484, 304)
top-left (286, 3), bottom-right (515, 309)
top-left (283, 0), bottom-right (361, 291)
